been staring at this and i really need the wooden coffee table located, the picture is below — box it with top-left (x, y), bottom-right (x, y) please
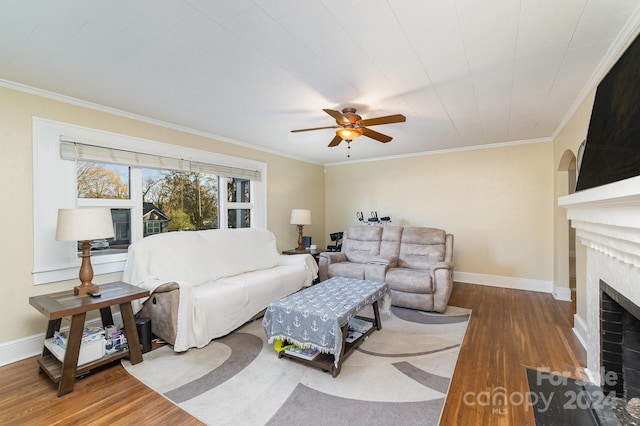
top-left (263, 277), bottom-right (389, 377)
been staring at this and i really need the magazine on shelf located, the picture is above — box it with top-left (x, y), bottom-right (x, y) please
top-left (53, 326), bottom-right (105, 349)
top-left (345, 329), bottom-right (363, 343)
top-left (284, 346), bottom-right (320, 360)
top-left (348, 317), bottom-right (373, 334)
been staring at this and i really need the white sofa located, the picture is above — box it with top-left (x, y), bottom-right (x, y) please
top-left (122, 228), bottom-right (318, 352)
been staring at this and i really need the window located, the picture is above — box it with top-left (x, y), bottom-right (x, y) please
top-left (33, 118), bottom-right (266, 284)
top-left (146, 221), bottom-right (161, 235)
top-left (226, 178), bottom-right (252, 228)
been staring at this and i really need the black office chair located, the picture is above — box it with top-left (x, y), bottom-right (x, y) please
top-left (326, 232), bottom-right (343, 252)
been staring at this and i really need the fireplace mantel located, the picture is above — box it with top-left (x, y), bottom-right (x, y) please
top-left (559, 174), bottom-right (640, 384)
top-left (559, 175), bottom-right (640, 268)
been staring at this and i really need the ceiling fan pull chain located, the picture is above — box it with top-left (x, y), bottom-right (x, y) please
top-left (347, 141), bottom-right (351, 158)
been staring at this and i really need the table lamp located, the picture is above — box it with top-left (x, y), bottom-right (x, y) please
top-left (56, 208), bottom-right (115, 295)
top-left (290, 209), bottom-right (311, 252)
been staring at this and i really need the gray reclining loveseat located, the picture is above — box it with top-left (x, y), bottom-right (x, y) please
top-left (318, 226), bottom-right (454, 313)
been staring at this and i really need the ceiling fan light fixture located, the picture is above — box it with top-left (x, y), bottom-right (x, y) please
top-left (336, 127), bottom-right (362, 141)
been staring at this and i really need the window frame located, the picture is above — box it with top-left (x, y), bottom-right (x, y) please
top-left (33, 117), bottom-right (267, 285)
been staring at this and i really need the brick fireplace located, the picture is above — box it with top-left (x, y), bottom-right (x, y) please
top-left (600, 280), bottom-right (640, 400)
top-left (559, 175), bottom-right (640, 388)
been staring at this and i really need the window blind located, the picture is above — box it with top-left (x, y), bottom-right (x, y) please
top-left (60, 139), bottom-right (261, 181)
top-left (190, 161), bottom-right (260, 181)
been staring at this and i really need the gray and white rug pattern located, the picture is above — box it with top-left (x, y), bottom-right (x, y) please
top-left (123, 306), bottom-right (470, 426)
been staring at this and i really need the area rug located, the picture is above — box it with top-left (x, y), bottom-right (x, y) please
top-left (123, 305), bottom-right (470, 426)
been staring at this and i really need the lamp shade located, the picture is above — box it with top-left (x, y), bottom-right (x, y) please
top-left (56, 208), bottom-right (115, 241)
top-left (290, 209), bottom-right (311, 225)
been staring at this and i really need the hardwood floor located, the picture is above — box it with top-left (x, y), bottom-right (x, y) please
top-left (440, 282), bottom-right (586, 425)
top-left (0, 282), bottom-right (584, 425)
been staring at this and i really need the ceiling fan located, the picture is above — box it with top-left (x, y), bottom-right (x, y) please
top-left (291, 107), bottom-right (406, 148)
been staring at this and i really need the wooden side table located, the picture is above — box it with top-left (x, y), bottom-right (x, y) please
top-left (282, 248), bottom-right (327, 262)
top-left (29, 281), bottom-right (149, 396)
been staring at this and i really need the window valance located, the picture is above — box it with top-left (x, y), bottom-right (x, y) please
top-left (60, 139), bottom-right (262, 181)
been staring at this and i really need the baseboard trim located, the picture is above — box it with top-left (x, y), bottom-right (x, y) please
top-left (572, 313), bottom-right (588, 351)
top-left (553, 286), bottom-right (573, 302)
top-left (0, 273), bottom-right (565, 366)
top-left (454, 271), bottom-right (554, 293)
top-left (0, 314), bottom-right (123, 367)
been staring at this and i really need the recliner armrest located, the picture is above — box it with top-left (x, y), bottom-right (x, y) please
top-left (432, 261), bottom-right (453, 271)
top-left (368, 255), bottom-right (398, 267)
top-left (319, 252), bottom-right (347, 263)
top-left (430, 261), bottom-right (454, 283)
top-left (318, 252), bottom-right (348, 281)
top-left (153, 282), bottom-right (180, 293)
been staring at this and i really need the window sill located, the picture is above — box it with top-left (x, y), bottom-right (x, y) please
top-left (33, 253), bottom-right (127, 285)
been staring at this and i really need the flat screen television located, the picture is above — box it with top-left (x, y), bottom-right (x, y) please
top-left (575, 33), bottom-right (640, 191)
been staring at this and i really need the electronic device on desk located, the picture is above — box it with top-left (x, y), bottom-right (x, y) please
top-left (327, 232), bottom-right (343, 252)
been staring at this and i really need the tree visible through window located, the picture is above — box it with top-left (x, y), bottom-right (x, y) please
top-left (77, 162), bottom-right (129, 199)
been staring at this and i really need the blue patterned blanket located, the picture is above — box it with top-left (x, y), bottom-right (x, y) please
top-left (262, 277), bottom-right (390, 367)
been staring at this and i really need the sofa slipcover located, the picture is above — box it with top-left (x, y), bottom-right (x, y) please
top-left (123, 228), bottom-right (318, 351)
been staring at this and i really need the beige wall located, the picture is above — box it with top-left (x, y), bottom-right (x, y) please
top-left (0, 86), bottom-right (324, 343)
top-left (552, 89), bottom-right (597, 323)
top-left (324, 141), bottom-right (555, 282)
top-left (0, 79), bottom-right (595, 353)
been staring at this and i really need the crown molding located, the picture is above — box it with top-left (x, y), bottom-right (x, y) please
top-left (0, 79), bottom-right (323, 166)
top-left (325, 137), bottom-right (552, 166)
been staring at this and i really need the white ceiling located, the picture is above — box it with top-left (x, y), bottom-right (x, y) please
top-left (1, 0), bottom-right (639, 165)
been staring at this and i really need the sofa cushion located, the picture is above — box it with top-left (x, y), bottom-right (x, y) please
top-left (342, 226), bottom-right (383, 264)
top-left (398, 227), bottom-right (446, 269)
top-left (380, 226), bottom-right (402, 258)
top-left (386, 268), bottom-right (433, 294)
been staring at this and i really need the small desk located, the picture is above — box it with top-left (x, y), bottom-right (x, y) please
top-left (29, 281), bottom-right (149, 396)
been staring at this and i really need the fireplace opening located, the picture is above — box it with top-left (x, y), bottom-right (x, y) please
top-left (600, 280), bottom-right (640, 401)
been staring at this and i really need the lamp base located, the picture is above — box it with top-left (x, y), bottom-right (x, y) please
top-left (76, 240), bottom-right (98, 295)
top-left (74, 283), bottom-right (100, 296)
top-left (295, 224), bottom-right (306, 251)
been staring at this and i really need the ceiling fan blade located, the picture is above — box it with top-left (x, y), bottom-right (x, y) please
top-left (359, 114), bottom-right (406, 127)
top-left (361, 127), bottom-right (393, 143)
top-left (328, 135), bottom-right (342, 147)
top-left (291, 125), bottom-right (339, 133)
top-left (323, 108), bottom-right (349, 124)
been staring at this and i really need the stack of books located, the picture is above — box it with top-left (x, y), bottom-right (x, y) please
top-left (284, 346), bottom-right (320, 360)
top-left (45, 326), bottom-right (106, 366)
